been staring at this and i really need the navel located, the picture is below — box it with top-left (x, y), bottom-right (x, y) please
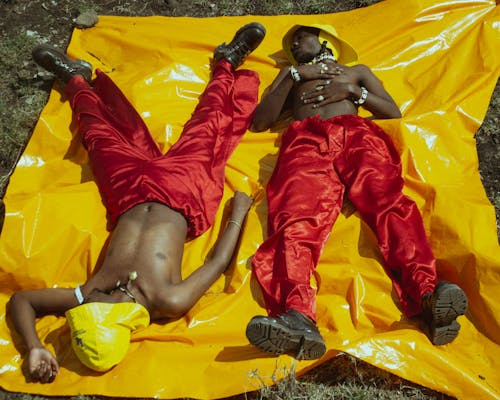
top-left (155, 252), bottom-right (167, 261)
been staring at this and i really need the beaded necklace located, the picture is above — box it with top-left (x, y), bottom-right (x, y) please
top-left (310, 53), bottom-right (337, 64)
top-left (114, 271), bottom-right (138, 302)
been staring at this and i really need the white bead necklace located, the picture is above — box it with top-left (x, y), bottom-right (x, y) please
top-left (309, 53), bottom-right (337, 64)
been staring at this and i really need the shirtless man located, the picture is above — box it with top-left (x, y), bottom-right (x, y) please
top-left (8, 22), bottom-right (266, 382)
top-left (245, 24), bottom-right (468, 360)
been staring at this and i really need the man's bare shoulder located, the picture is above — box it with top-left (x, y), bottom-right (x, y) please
top-left (349, 63), bottom-right (371, 70)
top-left (348, 63), bottom-right (376, 78)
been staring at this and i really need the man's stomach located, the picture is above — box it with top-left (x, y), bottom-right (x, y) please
top-left (293, 99), bottom-right (358, 121)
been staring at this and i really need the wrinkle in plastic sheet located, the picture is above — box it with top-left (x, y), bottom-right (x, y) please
top-left (0, 0), bottom-right (499, 399)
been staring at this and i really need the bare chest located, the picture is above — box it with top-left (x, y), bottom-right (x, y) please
top-left (291, 71), bottom-right (358, 120)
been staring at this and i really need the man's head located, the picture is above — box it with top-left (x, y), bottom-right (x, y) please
top-left (65, 302), bottom-right (150, 372)
top-left (282, 24), bottom-right (358, 66)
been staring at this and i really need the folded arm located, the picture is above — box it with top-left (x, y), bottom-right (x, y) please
top-left (251, 63), bottom-right (349, 131)
top-left (300, 63), bottom-right (401, 119)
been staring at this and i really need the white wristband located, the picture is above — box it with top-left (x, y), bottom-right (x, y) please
top-left (354, 86), bottom-right (368, 105)
top-left (74, 285), bottom-right (84, 304)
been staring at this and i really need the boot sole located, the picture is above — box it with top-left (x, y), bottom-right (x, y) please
top-left (430, 320), bottom-right (461, 346)
top-left (246, 317), bottom-right (326, 360)
top-left (429, 283), bottom-right (468, 345)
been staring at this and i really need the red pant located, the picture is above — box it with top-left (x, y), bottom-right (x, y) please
top-left (65, 61), bottom-right (259, 237)
top-left (252, 115), bottom-right (438, 320)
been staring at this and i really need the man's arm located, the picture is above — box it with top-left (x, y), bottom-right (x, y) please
top-left (155, 191), bottom-right (253, 318)
top-left (251, 67), bottom-right (294, 132)
top-left (8, 288), bottom-right (78, 382)
top-left (301, 63), bottom-right (402, 119)
top-left (252, 64), bottom-right (345, 132)
top-left (352, 64), bottom-right (402, 119)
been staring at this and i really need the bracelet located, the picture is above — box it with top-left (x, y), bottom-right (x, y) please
top-left (74, 285), bottom-right (84, 304)
top-left (290, 66), bottom-right (301, 82)
top-left (228, 219), bottom-right (242, 230)
top-left (353, 86), bottom-right (368, 105)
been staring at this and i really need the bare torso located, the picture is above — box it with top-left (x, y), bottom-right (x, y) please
top-left (292, 62), bottom-right (359, 120)
top-left (252, 60), bottom-right (401, 133)
top-left (82, 202), bottom-right (187, 319)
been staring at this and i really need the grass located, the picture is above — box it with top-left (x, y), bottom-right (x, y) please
top-left (242, 355), bottom-right (452, 400)
top-left (0, 30), bottom-right (48, 195)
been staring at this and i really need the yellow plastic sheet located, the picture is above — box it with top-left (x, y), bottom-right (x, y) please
top-left (1, 0), bottom-right (499, 398)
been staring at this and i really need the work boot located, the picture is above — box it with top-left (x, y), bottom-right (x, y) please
top-left (246, 309), bottom-right (326, 360)
top-left (214, 22), bottom-right (266, 68)
top-left (32, 44), bottom-right (92, 84)
top-left (421, 281), bottom-right (468, 345)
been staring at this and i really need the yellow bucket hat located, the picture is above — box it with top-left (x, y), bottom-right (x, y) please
top-left (282, 24), bottom-right (358, 66)
top-left (66, 302), bottom-right (150, 372)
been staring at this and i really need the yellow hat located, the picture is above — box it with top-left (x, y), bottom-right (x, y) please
top-left (282, 24), bottom-right (358, 66)
top-left (65, 302), bottom-right (150, 372)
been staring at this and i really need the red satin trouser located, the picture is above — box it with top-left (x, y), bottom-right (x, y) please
top-left (65, 60), bottom-right (259, 237)
top-left (252, 115), bottom-right (438, 320)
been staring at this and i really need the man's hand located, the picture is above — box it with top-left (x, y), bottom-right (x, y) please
top-left (28, 347), bottom-right (59, 383)
top-left (300, 79), bottom-right (356, 108)
top-left (296, 62), bottom-right (343, 81)
top-left (230, 191), bottom-right (253, 222)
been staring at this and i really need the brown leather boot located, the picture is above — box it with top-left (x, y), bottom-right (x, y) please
top-left (32, 44), bottom-right (92, 84)
top-left (214, 22), bottom-right (266, 68)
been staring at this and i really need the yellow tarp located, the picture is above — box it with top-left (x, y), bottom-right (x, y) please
top-left (1, 0), bottom-right (499, 399)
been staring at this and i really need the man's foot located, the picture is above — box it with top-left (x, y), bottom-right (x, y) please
top-left (32, 44), bottom-right (92, 84)
top-left (421, 281), bottom-right (468, 345)
top-left (214, 22), bottom-right (266, 68)
top-left (246, 309), bottom-right (326, 360)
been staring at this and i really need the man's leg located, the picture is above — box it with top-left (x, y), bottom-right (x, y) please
top-left (64, 73), bottom-right (163, 226)
top-left (32, 45), bottom-right (163, 226)
top-left (157, 25), bottom-right (263, 237)
top-left (334, 116), bottom-right (467, 345)
top-left (31, 44), bottom-right (170, 158)
top-left (247, 119), bottom-right (345, 359)
top-left (66, 71), bottom-right (162, 159)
